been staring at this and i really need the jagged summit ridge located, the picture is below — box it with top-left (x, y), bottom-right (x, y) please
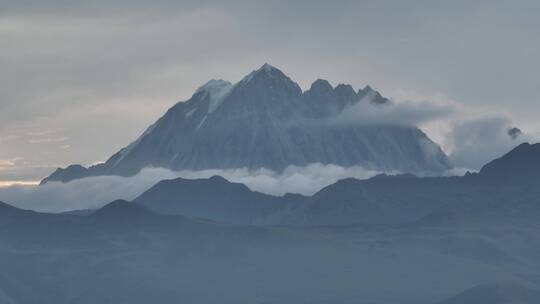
top-left (42, 64), bottom-right (451, 184)
top-left (261, 62), bottom-right (276, 72)
top-left (238, 63), bottom-right (296, 87)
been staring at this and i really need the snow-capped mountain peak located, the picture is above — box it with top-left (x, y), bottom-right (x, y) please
top-left (42, 64), bottom-right (451, 184)
top-left (260, 62), bottom-right (277, 72)
top-left (195, 79), bottom-right (232, 95)
top-left (239, 63), bottom-right (297, 86)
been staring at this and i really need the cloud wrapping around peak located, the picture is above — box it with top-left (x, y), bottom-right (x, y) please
top-left (332, 96), bottom-right (458, 127)
top-left (338, 90), bottom-right (538, 171)
top-left (328, 93), bottom-right (536, 171)
top-left (445, 114), bottom-right (533, 170)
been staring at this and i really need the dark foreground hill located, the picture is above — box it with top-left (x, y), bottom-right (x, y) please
top-left (1, 197), bottom-right (540, 304)
top-left (1, 144), bottom-right (540, 303)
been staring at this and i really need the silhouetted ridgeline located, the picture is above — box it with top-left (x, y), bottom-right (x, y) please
top-left (135, 143), bottom-right (540, 226)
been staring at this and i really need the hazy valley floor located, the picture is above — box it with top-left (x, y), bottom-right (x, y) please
top-left (1, 202), bottom-right (540, 304)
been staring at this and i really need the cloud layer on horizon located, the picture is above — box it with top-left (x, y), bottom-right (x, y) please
top-left (0, 120), bottom-right (533, 213)
top-left (0, 164), bottom-right (383, 213)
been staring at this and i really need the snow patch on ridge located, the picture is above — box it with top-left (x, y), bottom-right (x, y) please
top-left (185, 108), bottom-right (196, 118)
top-left (196, 115), bottom-right (207, 131)
top-left (239, 63), bottom-right (278, 84)
top-left (195, 79), bottom-right (233, 114)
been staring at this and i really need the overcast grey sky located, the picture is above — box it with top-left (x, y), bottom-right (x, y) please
top-left (1, 0), bottom-right (540, 182)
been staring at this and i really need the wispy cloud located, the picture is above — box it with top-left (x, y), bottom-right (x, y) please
top-left (28, 136), bottom-right (69, 144)
top-left (0, 160), bottom-right (15, 167)
top-left (331, 96), bottom-right (459, 127)
top-left (0, 180), bottom-right (39, 188)
top-left (444, 114), bottom-right (532, 170)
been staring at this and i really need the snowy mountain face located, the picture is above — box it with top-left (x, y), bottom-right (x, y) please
top-left (42, 64), bottom-right (451, 184)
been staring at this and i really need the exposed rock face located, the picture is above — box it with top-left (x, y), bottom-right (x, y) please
top-left (42, 64), bottom-right (451, 184)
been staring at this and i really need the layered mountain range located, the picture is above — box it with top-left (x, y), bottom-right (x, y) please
top-left (8, 63), bottom-right (540, 303)
top-left (42, 64), bottom-right (450, 184)
top-left (132, 142), bottom-right (539, 226)
top-left (1, 143), bottom-right (540, 303)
